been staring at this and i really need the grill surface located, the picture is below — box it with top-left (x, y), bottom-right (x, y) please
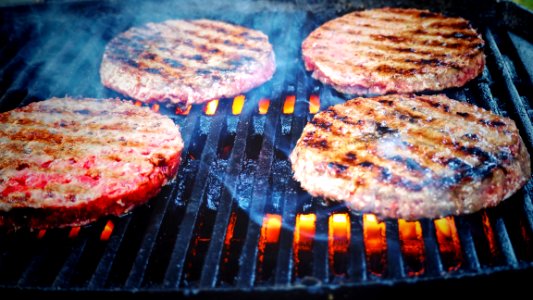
top-left (1, 0), bottom-right (533, 297)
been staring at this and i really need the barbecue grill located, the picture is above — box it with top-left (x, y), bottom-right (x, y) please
top-left (1, 0), bottom-right (532, 298)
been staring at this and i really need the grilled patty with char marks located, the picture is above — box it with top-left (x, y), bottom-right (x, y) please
top-left (302, 7), bottom-right (485, 95)
top-left (0, 97), bottom-right (184, 230)
top-left (100, 19), bottom-right (276, 107)
top-left (290, 94), bottom-right (530, 220)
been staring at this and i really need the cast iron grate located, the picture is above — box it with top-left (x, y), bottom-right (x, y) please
top-left (0, 0), bottom-right (532, 297)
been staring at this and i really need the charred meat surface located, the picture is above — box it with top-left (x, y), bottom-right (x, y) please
top-left (302, 7), bottom-right (485, 95)
top-left (290, 94), bottom-right (530, 220)
top-left (100, 19), bottom-right (276, 106)
top-left (0, 97), bottom-right (184, 230)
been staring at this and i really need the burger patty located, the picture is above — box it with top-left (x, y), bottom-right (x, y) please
top-left (0, 97), bottom-right (184, 230)
top-left (100, 19), bottom-right (276, 107)
top-left (290, 94), bottom-right (531, 220)
top-left (302, 7), bottom-right (485, 95)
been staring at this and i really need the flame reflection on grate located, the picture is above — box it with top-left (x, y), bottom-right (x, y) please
top-left (481, 212), bottom-right (498, 259)
top-left (204, 99), bottom-right (219, 115)
top-left (151, 103), bottom-right (160, 112)
top-left (309, 94), bottom-right (320, 114)
top-left (134, 101), bottom-right (143, 107)
top-left (100, 220), bottom-right (115, 242)
top-left (363, 214), bottom-right (387, 276)
top-left (398, 219), bottom-right (425, 276)
top-left (434, 217), bottom-right (462, 271)
top-left (37, 229), bottom-right (46, 239)
top-left (68, 226), bottom-right (81, 239)
top-left (328, 213), bottom-right (350, 275)
top-left (175, 105), bottom-right (192, 115)
top-left (258, 98), bottom-right (270, 114)
top-left (232, 95), bottom-right (245, 115)
top-left (257, 214), bottom-right (282, 281)
top-left (283, 95), bottom-right (296, 114)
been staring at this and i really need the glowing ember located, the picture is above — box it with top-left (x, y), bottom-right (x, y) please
top-left (398, 219), bottom-right (425, 276)
top-left (100, 220), bottom-right (115, 241)
top-left (294, 213), bottom-right (316, 252)
top-left (283, 95), bottom-right (296, 114)
top-left (37, 229), bottom-right (46, 239)
top-left (232, 95), bottom-right (245, 115)
top-left (224, 212), bottom-right (237, 248)
top-left (151, 103), bottom-right (160, 112)
top-left (204, 99), bottom-right (219, 115)
top-left (261, 214), bottom-right (282, 244)
top-left (329, 213), bottom-right (350, 252)
top-left (481, 212), bottom-right (498, 258)
top-left (134, 101), bottom-right (143, 107)
top-left (258, 98), bottom-right (270, 115)
top-left (329, 213), bottom-right (351, 276)
top-left (69, 226), bottom-right (81, 239)
top-left (176, 105), bottom-right (192, 115)
top-left (309, 94), bottom-right (320, 114)
top-left (363, 214), bottom-right (387, 276)
top-left (434, 216), bottom-right (462, 271)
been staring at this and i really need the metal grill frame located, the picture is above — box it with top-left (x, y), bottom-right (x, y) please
top-left (0, 0), bottom-right (532, 298)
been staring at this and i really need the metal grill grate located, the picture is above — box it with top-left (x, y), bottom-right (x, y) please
top-left (0, 0), bottom-right (532, 297)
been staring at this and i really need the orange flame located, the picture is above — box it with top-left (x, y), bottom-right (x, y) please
top-left (283, 95), bottom-right (296, 114)
top-left (329, 213), bottom-right (350, 252)
top-left (69, 226), bottom-right (81, 239)
top-left (204, 99), bottom-right (219, 115)
top-left (37, 229), bottom-right (46, 239)
top-left (309, 94), bottom-right (320, 114)
top-left (329, 213), bottom-right (351, 276)
top-left (224, 212), bottom-right (238, 248)
top-left (176, 105), bottom-right (192, 115)
top-left (232, 95), bottom-right (245, 115)
top-left (398, 219), bottom-right (425, 276)
top-left (363, 214), bottom-right (387, 275)
top-left (434, 216), bottom-right (462, 271)
top-left (100, 220), bottom-right (115, 241)
top-left (294, 213), bottom-right (316, 252)
top-left (258, 98), bottom-right (270, 115)
top-left (151, 103), bottom-right (160, 112)
top-left (481, 212), bottom-right (498, 258)
top-left (261, 214), bottom-right (282, 244)
top-left (134, 101), bottom-right (143, 107)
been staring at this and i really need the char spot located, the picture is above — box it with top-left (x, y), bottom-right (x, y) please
top-left (209, 48), bottom-right (221, 54)
top-left (344, 152), bottom-right (357, 162)
top-left (74, 109), bottom-right (90, 115)
top-left (419, 11), bottom-right (438, 18)
top-left (144, 68), bottom-right (161, 74)
top-left (196, 69), bottom-right (211, 75)
top-left (378, 100), bottom-right (394, 106)
top-left (311, 117), bottom-right (332, 130)
top-left (192, 54), bottom-right (204, 61)
top-left (480, 119), bottom-right (506, 127)
top-left (163, 58), bottom-right (184, 68)
top-left (460, 145), bottom-right (491, 161)
top-left (380, 167), bottom-right (392, 181)
top-left (141, 53), bottom-right (156, 60)
top-left (328, 162), bottom-right (349, 175)
top-left (463, 133), bottom-right (480, 140)
top-left (446, 158), bottom-right (471, 172)
top-left (358, 161), bottom-right (374, 168)
top-left (390, 156), bottom-right (427, 173)
top-left (376, 123), bottom-right (398, 135)
top-left (456, 112), bottom-right (470, 117)
top-left (16, 163), bottom-right (29, 171)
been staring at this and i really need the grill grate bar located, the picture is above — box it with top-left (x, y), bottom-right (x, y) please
top-left (163, 107), bottom-right (228, 288)
top-left (123, 105), bottom-right (203, 289)
top-left (347, 214), bottom-right (367, 281)
top-left (493, 214), bottom-right (519, 267)
top-left (51, 237), bottom-right (90, 288)
top-left (420, 220), bottom-right (445, 276)
top-left (198, 103), bottom-right (254, 288)
top-left (385, 221), bottom-right (405, 278)
top-left (235, 90), bottom-right (283, 288)
top-left (485, 29), bottom-right (533, 150)
top-left (455, 217), bottom-right (482, 272)
top-left (86, 217), bottom-right (132, 289)
top-left (312, 214), bottom-right (329, 282)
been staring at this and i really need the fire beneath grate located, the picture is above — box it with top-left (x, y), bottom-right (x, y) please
top-left (0, 0), bottom-right (533, 297)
